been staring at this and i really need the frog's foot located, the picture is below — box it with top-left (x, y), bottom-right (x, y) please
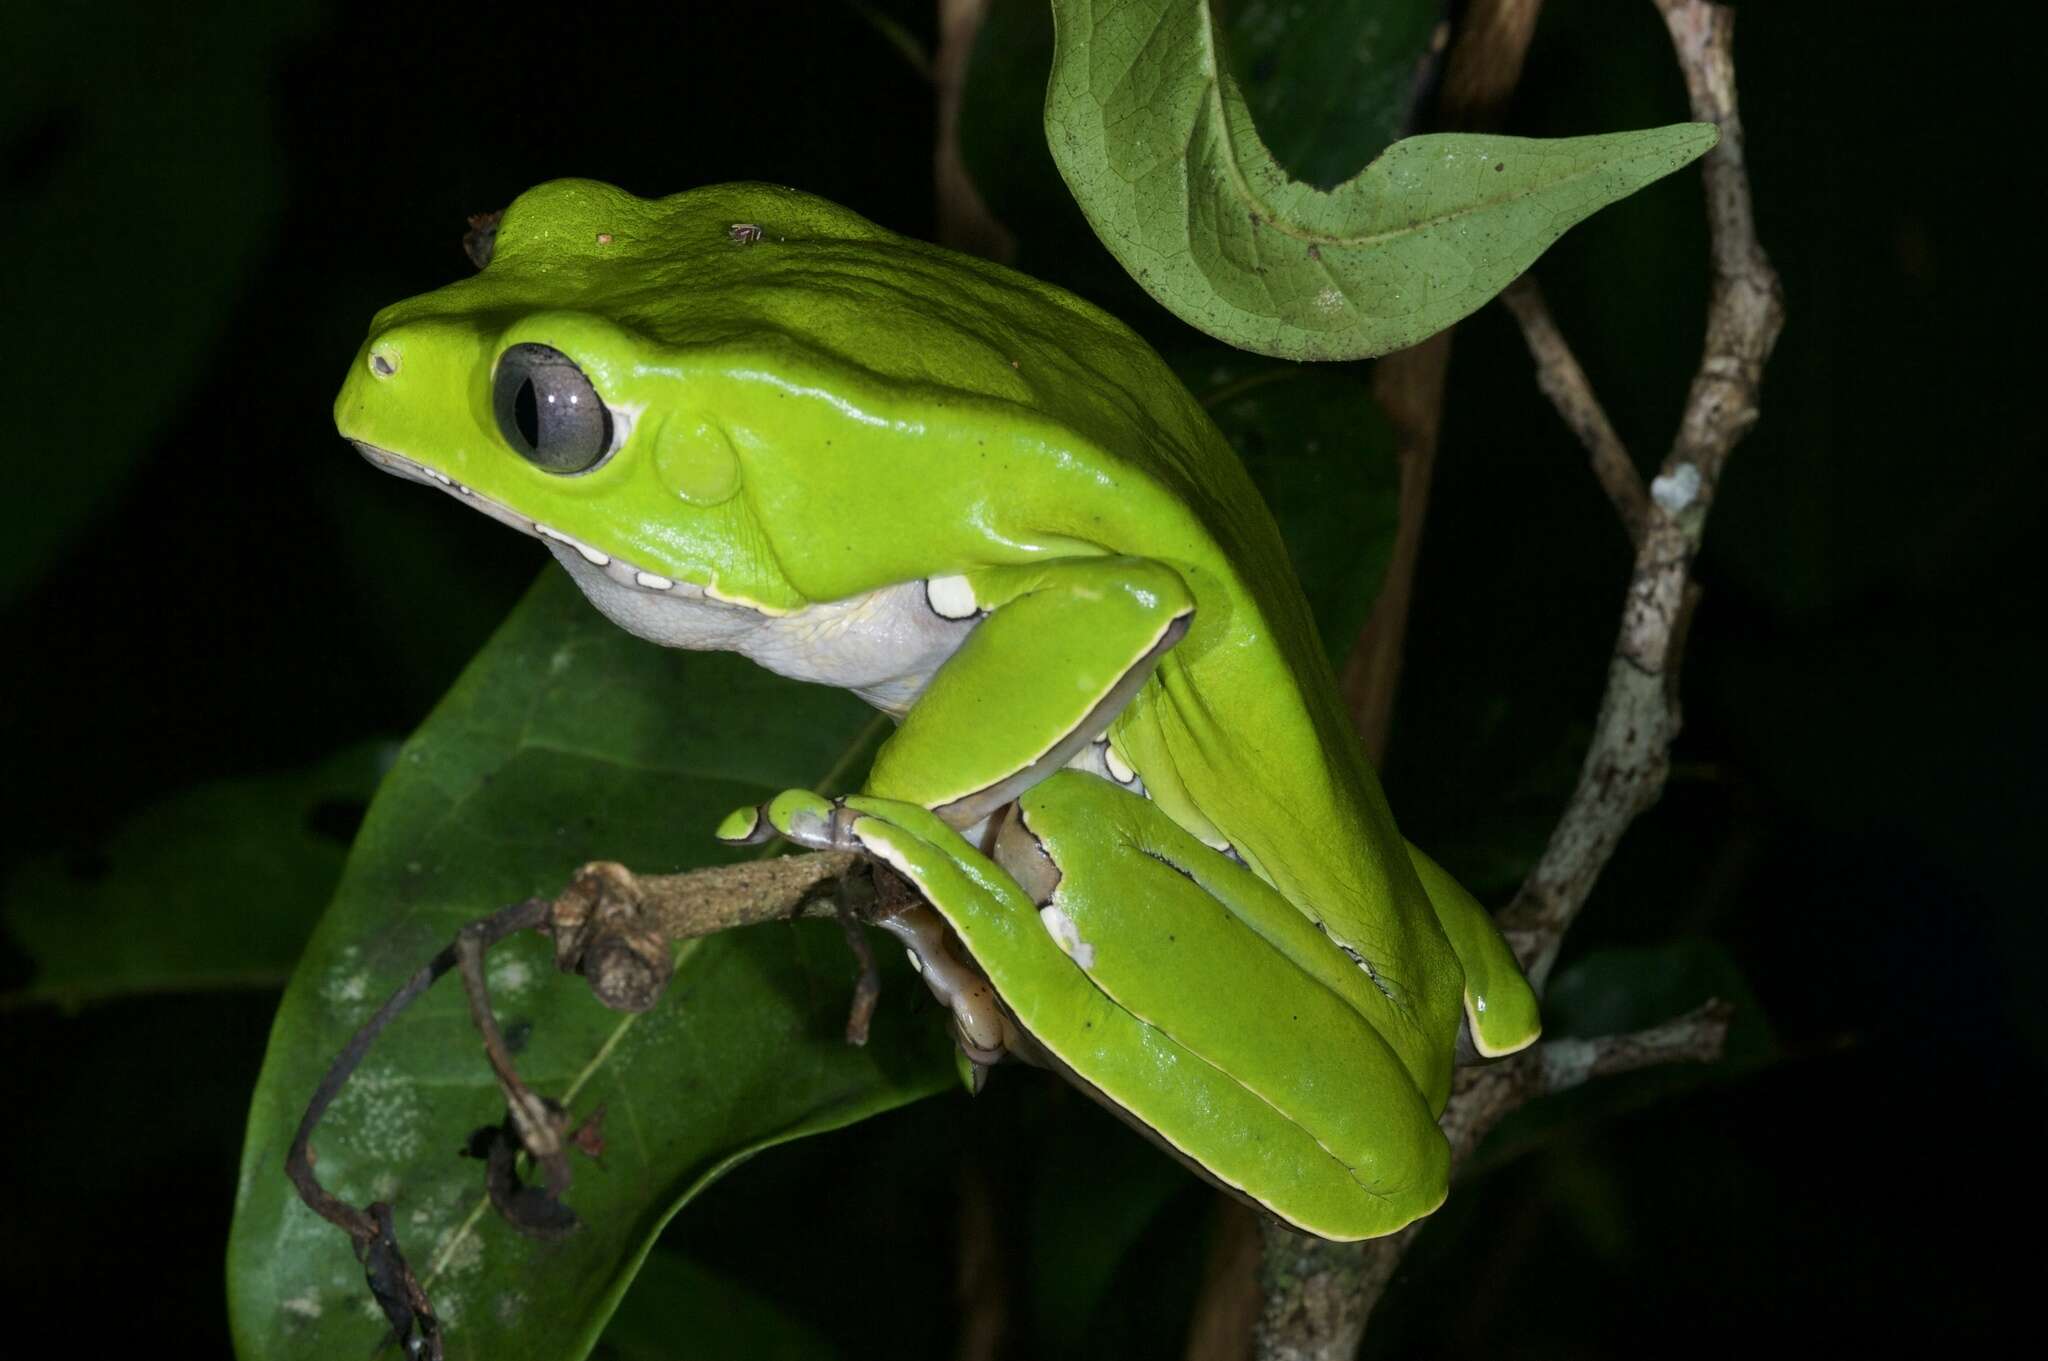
top-left (1402, 843), bottom-right (1543, 1059)
top-left (717, 790), bottom-right (1026, 1076)
top-left (715, 789), bottom-right (863, 852)
top-left (835, 797), bottom-right (1036, 1074)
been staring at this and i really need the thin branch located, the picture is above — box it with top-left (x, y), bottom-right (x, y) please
top-left (1443, 1000), bottom-right (1735, 1161)
top-left (835, 891), bottom-right (884, 1046)
top-left (544, 852), bottom-right (859, 970)
top-left (1542, 999), bottom-right (1735, 1084)
top-left (458, 919), bottom-right (566, 1170)
top-left (1657, 0), bottom-right (1783, 488)
top-left (1250, 1003), bottom-right (1732, 1361)
top-left (1498, 0), bottom-right (1783, 989)
top-left (1343, 334), bottom-right (1452, 763)
top-left (1499, 276), bottom-right (1651, 542)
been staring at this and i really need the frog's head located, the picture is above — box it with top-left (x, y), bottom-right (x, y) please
top-left (336, 179), bottom-right (824, 616)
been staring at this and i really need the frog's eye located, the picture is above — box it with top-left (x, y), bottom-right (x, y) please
top-left (492, 343), bottom-right (615, 473)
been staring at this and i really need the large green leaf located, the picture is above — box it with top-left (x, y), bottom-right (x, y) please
top-left (228, 571), bottom-right (955, 1359)
top-left (2, 745), bottom-right (388, 1009)
top-left (1044, 0), bottom-right (1715, 359)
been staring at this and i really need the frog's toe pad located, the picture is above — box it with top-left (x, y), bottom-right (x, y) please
top-left (1463, 992), bottom-right (1543, 1059)
top-left (714, 804), bottom-right (772, 845)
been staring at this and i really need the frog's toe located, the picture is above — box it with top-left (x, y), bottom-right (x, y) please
top-left (717, 789), bottom-right (864, 852)
top-left (714, 802), bottom-right (774, 845)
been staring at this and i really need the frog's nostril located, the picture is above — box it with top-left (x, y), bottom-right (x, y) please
top-left (368, 346), bottom-right (399, 378)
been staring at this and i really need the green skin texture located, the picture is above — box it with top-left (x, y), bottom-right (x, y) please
top-left (336, 180), bottom-right (1541, 1241)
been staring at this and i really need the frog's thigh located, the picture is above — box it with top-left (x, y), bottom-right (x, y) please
top-left (865, 557), bottom-right (1192, 828)
top-left (1404, 843), bottom-right (1543, 1058)
top-left (995, 773), bottom-right (1451, 1235)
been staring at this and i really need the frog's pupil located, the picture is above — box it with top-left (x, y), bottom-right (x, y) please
top-left (513, 378), bottom-right (540, 451)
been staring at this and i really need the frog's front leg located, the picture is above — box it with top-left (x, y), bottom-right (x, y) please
top-left (884, 557), bottom-right (1193, 827)
top-left (717, 555), bottom-right (1189, 856)
top-left (716, 552), bottom-right (1193, 843)
top-left (885, 558), bottom-right (1201, 825)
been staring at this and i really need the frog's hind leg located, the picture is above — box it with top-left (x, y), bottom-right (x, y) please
top-left (729, 779), bottom-right (1454, 1238)
top-left (1402, 843), bottom-right (1543, 1059)
top-left (980, 772), bottom-right (1451, 1239)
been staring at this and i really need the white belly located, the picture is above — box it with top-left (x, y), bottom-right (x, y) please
top-left (550, 545), bottom-right (978, 715)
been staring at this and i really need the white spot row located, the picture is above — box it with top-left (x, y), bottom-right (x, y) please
top-left (535, 523), bottom-right (609, 566)
top-left (356, 440), bottom-right (771, 613)
top-left (530, 520), bottom-right (704, 598)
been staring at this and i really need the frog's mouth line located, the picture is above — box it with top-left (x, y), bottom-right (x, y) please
top-left (350, 440), bottom-right (715, 603)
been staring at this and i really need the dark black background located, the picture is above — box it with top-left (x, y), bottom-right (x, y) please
top-left (2, 1), bottom-right (2036, 1354)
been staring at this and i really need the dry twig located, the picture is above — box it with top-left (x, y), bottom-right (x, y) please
top-left (283, 896), bottom-right (550, 1360)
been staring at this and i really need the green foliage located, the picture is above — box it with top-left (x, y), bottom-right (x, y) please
top-left (1045, 0), bottom-right (1714, 359)
top-left (0, 0), bottom-right (1804, 1354)
top-left (591, 1249), bottom-right (837, 1360)
top-left (226, 574), bottom-right (955, 1359)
